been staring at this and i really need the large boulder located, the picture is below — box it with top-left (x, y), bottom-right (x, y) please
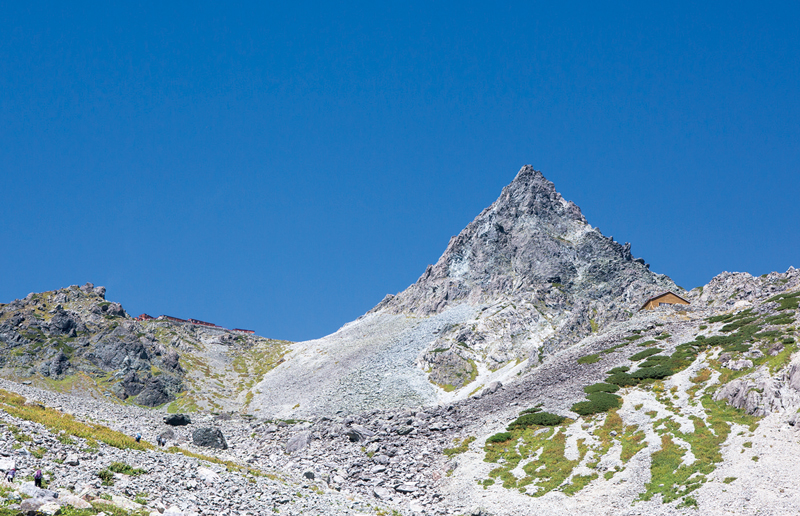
top-left (18, 482), bottom-right (58, 500)
top-left (19, 498), bottom-right (47, 515)
top-left (164, 414), bottom-right (191, 426)
top-left (192, 428), bottom-right (228, 450)
top-left (285, 431), bottom-right (312, 454)
top-left (344, 424), bottom-right (375, 443)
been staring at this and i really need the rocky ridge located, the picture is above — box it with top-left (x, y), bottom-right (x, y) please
top-left (0, 284), bottom-right (289, 413)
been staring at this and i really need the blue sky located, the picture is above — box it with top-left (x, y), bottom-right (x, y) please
top-left (2, 2), bottom-right (799, 341)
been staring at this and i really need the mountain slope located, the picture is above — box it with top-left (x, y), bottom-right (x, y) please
top-left (249, 166), bottom-right (677, 417)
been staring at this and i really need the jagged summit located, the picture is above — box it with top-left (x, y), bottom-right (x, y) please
top-left (369, 166), bottom-right (675, 380)
top-left (378, 166), bottom-right (663, 316)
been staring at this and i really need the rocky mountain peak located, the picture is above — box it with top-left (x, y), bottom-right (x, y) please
top-left (378, 165), bottom-right (670, 318)
top-left (358, 166), bottom-right (680, 392)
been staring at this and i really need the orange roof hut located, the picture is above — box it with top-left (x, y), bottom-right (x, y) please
top-left (639, 291), bottom-right (690, 311)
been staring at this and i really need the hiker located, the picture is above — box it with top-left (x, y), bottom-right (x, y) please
top-left (5, 468), bottom-right (15, 483)
top-left (135, 432), bottom-right (141, 443)
top-left (34, 469), bottom-right (42, 488)
top-left (156, 435), bottom-right (164, 446)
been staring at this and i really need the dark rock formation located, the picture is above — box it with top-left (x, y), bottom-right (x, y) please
top-left (192, 427), bottom-right (228, 449)
top-left (164, 414), bottom-right (192, 426)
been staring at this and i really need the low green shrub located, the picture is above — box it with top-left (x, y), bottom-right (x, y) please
top-left (766, 291), bottom-right (800, 311)
top-left (721, 317), bottom-right (760, 333)
top-left (577, 353), bottom-right (600, 365)
top-left (107, 462), bottom-right (146, 476)
top-left (606, 366), bottom-right (630, 374)
top-left (519, 406), bottom-right (542, 415)
top-left (97, 469), bottom-right (115, 486)
top-left (571, 392), bottom-right (622, 416)
top-left (764, 314), bottom-right (795, 325)
top-left (486, 432), bottom-right (514, 444)
top-left (507, 411), bottom-right (564, 429)
top-left (606, 373), bottom-right (639, 387)
top-left (629, 348), bottom-right (663, 361)
top-left (630, 365), bottom-right (673, 380)
top-left (583, 383), bottom-right (620, 394)
top-left (637, 340), bottom-right (658, 347)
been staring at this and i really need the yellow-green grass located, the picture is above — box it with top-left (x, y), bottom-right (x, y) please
top-left (443, 436), bottom-right (476, 457)
top-left (0, 389), bottom-right (152, 451)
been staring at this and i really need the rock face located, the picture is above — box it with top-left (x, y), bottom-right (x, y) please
top-left (379, 166), bottom-right (676, 383)
top-left (0, 282), bottom-right (288, 413)
top-left (249, 166), bottom-right (678, 417)
top-left (192, 427), bottom-right (228, 450)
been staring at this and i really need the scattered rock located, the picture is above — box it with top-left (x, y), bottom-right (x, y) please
top-left (373, 486), bottom-right (392, 500)
top-left (196, 467), bottom-right (220, 484)
top-left (394, 483), bottom-right (418, 493)
top-left (726, 359), bottom-right (754, 371)
top-left (344, 424), bottom-right (374, 442)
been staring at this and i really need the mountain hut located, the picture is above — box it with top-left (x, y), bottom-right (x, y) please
top-left (639, 292), bottom-right (690, 311)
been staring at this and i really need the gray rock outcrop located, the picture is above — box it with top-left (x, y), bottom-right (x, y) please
top-left (286, 431), bottom-right (313, 454)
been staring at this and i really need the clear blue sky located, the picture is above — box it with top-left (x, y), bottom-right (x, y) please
top-left (2, 2), bottom-right (799, 341)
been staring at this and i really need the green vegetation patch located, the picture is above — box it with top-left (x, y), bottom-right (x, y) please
top-left (630, 365), bottom-right (673, 380)
top-left (606, 372), bottom-right (640, 387)
top-left (638, 395), bottom-right (759, 504)
top-left (107, 462), bottom-right (146, 476)
top-left (601, 343), bottom-right (628, 355)
top-left (443, 436), bottom-right (475, 457)
top-left (571, 392), bottom-right (622, 416)
top-left (766, 290), bottom-right (800, 311)
top-left (764, 313), bottom-right (795, 325)
top-left (507, 411), bottom-right (565, 430)
top-left (486, 432), bottom-right (514, 444)
top-left (629, 348), bottom-right (664, 361)
top-left (484, 424), bottom-right (587, 496)
top-left (0, 389), bottom-right (152, 451)
top-left (583, 383), bottom-right (620, 394)
top-left (577, 353), bottom-right (601, 365)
